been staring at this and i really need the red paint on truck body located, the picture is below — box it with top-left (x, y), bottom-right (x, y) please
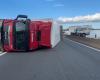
top-left (38, 21), bottom-right (52, 48)
top-left (2, 19), bottom-right (52, 52)
top-left (3, 20), bottom-right (14, 52)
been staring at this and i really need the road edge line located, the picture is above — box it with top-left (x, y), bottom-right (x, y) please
top-left (0, 52), bottom-right (7, 56)
top-left (67, 38), bottom-right (100, 52)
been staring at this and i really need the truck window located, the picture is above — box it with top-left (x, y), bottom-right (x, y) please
top-left (15, 22), bottom-right (26, 31)
top-left (4, 26), bottom-right (9, 45)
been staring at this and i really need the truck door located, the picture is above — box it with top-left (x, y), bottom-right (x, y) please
top-left (29, 21), bottom-right (39, 50)
top-left (38, 22), bottom-right (51, 47)
top-left (0, 20), bottom-right (3, 50)
top-left (3, 20), bottom-right (13, 51)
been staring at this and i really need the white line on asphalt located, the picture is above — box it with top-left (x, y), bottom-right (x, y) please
top-left (67, 38), bottom-right (100, 52)
top-left (0, 52), bottom-right (7, 56)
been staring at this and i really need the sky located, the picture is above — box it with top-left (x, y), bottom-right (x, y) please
top-left (0, 0), bottom-right (100, 28)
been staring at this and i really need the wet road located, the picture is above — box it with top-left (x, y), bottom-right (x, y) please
top-left (0, 38), bottom-right (100, 80)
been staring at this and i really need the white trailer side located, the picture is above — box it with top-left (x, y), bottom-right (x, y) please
top-left (51, 21), bottom-right (61, 48)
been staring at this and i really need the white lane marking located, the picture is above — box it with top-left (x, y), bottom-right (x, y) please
top-left (0, 52), bottom-right (7, 56)
top-left (66, 38), bottom-right (100, 52)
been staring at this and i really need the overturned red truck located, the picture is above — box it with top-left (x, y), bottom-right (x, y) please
top-left (0, 15), bottom-right (61, 52)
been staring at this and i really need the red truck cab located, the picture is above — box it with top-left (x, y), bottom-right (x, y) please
top-left (2, 15), bottom-right (31, 51)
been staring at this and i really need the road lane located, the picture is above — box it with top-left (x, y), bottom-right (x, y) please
top-left (0, 38), bottom-right (100, 80)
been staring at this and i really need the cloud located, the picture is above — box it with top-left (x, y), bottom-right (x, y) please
top-left (57, 13), bottom-right (100, 23)
top-left (54, 4), bottom-right (64, 7)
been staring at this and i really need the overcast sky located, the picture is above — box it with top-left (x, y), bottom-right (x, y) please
top-left (0, 0), bottom-right (100, 28)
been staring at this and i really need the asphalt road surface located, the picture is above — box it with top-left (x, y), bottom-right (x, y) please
top-left (0, 38), bottom-right (100, 80)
